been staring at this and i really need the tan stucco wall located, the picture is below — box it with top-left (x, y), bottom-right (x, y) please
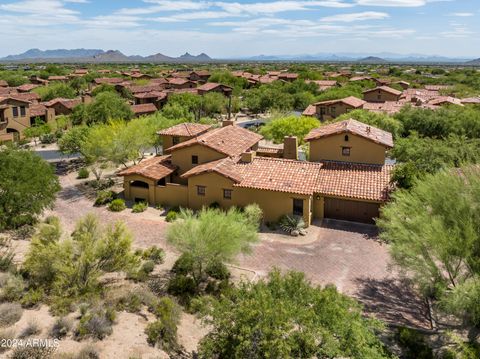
top-left (0, 99), bottom-right (31, 137)
top-left (363, 90), bottom-right (400, 103)
top-left (187, 172), bottom-right (236, 210)
top-left (316, 103), bottom-right (354, 120)
top-left (309, 133), bottom-right (386, 165)
top-left (170, 144), bottom-right (226, 176)
top-left (155, 183), bottom-right (188, 208)
top-left (162, 135), bottom-right (192, 151)
top-left (312, 196), bottom-right (324, 219)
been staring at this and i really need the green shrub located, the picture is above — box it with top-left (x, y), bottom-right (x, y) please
top-left (279, 214), bottom-right (306, 236)
top-left (116, 292), bottom-right (142, 313)
top-left (20, 288), bottom-right (44, 308)
top-left (40, 133), bottom-right (56, 144)
top-left (206, 260), bottom-right (230, 280)
top-left (132, 201), bottom-right (148, 213)
top-left (14, 225), bottom-right (35, 240)
top-left (10, 345), bottom-right (56, 359)
top-left (141, 246), bottom-right (165, 264)
top-left (165, 210), bottom-right (178, 222)
top-left (76, 307), bottom-right (116, 340)
top-left (77, 168), bottom-right (89, 179)
top-left (94, 190), bottom-right (115, 206)
top-left (146, 297), bottom-right (180, 352)
top-left (76, 345), bottom-right (100, 359)
top-left (0, 274), bottom-right (25, 302)
top-left (50, 317), bottom-right (72, 339)
top-left (108, 199), bottom-right (126, 212)
top-left (243, 203), bottom-right (263, 228)
top-left (19, 319), bottom-right (40, 338)
top-left (0, 302), bottom-right (23, 327)
top-left (167, 275), bottom-right (196, 298)
top-left (0, 237), bottom-right (14, 272)
top-left (396, 326), bottom-right (433, 359)
top-left (171, 253), bottom-right (194, 275)
top-left (142, 260), bottom-right (155, 274)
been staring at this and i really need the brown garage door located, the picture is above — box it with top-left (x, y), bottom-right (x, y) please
top-left (324, 198), bottom-right (379, 224)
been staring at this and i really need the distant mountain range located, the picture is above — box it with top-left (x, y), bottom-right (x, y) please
top-left (0, 49), bottom-right (479, 65)
top-left (0, 49), bottom-right (212, 63)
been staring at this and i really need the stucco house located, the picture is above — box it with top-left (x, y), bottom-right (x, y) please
top-left (303, 96), bottom-right (366, 121)
top-left (363, 86), bottom-right (402, 103)
top-left (118, 119), bottom-right (394, 225)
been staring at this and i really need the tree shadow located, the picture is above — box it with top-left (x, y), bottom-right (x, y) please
top-left (353, 276), bottom-right (432, 330)
top-left (320, 219), bottom-right (379, 240)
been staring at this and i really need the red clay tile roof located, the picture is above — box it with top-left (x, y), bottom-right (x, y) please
top-left (315, 161), bottom-right (394, 202)
top-left (117, 155), bottom-right (177, 181)
top-left (127, 85), bottom-right (166, 94)
top-left (427, 96), bottom-right (463, 106)
top-left (94, 77), bottom-right (124, 85)
top-left (363, 86), bottom-right (402, 96)
top-left (48, 76), bottom-right (68, 81)
top-left (256, 146), bottom-right (283, 155)
top-left (165, 125), bottom-right (263, 157)
top-left (150, 78), bottom-right (169, 84)
top-left (43, 98), bottom-right (81, 109)
top-left (30, 104), bottom-right (48, 117)
top-left (314, 96), bottom-right (366, 108)
top-left (304, 118), bottom-right (394, 148)
top-left (363, 101), bottom-right (406, 115)
top-left (14, 92), bottom-right (40, 102)
top-left (0, 96), bottom-right (31, 105)
top-left (181, 157), bottom-right (243, 182)
top-left (461, 97), bottom-right (480, 104)
top-left (133, 91), bottom-right (167, 100)
top-left (234, 157), bottom-right (322, 195)
top-left (197, 82), bottom-right (233, 92)
top-left (168, 78), bottom-right (192, 85)
top-left (16, 84), bottom-right (39, 92)
top-left (425, 85), bottom-right (450, 91)
top-left (131, 103), bottom-right (157, 115)
top-left (302, 104), bottom-right (317, 116)
top-left (157, 123), bottom-right (212, 137)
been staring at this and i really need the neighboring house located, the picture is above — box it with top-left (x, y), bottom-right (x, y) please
top-left (118, 120), bottom-right (395, 225)
top-left (304, 119), bottom-right (393, 165)
top-left (43, 98), bottom-right (81, 116)
top-left (167, 78), bottom-right (196, 90)
top-left (197, 83), bottom-right (233, 97)
top-left (130, 73), bottom-right (153, 81)
top-left (47, 76), bottom-right (69, 82)
top-left (0, 97), bottom-right (31, 141)
top-left (189, 70), bottom-right (210, 83)
top-left (395, 81), bottom-right (410, 90)
top-left (16, 84), bottom-right (39, 93)
top-left (363, 101), bottom-right (407, 115)
top-left (363, 86), bottom-right (402, 103)
top-left (427, 96), bottom-right (463, 107)
top-left (278, 73), bottom-right (299, 82)
top-left (133, 91), bottom-right (167, 109)
top-left (30, 104), bottom-right (55, 124)
top-left (303, 96), bottom-right (366, 121)
top-left (93, 77), bottom-right (124, 86)
top-left (306, 80), bottom-right (339, 91)
top-left (131, 103), bottom-right (158, 117)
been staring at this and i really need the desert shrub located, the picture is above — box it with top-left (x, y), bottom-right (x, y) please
top-left (76, 307), bottom-right (116, 340)
top-left (145, 297), bottom-right (180, 352)
top-left (108, 199), bottom-right (126, 212)
top-left (116, 292), bottom-right (142, 313)
top-left (0, 302), bottom-right (23, 327)
top-left (141, 246), bottom-right (165, 264)
top-left (20, 288), bottom-right (44, 308)
top-left (396, 326), bottom-right (433, 359)
top-left (50, 317), bottom-right (72, 339)
top-left (0, 328), bottom-right (15, 353)
top-left (75, 345), bottom-right (100, 359)
top-left (19, 319), bottom-right (40, 338)
top-left (9, 345), bottom-right (56, 359)
top-left (94, 190), bottom-right (115, 206)
top-left (165, 210), bottom-right (178, 222)
top-left (0, 237), bottom-right (14, 272)
top-left (132, 201), bottom-right (148, 213)
top-left (142, 260), bottom-right (155, 274)
top-left (14, 225), bottom-right (35, 240)
top-left (243, 203), bottom-right (263, 228)
top-left (40, 133), bottom-right (56, 144)
top-left (167, 275), bottom-right (196, 300)
top-left (205, 260), bottom-right (230, 281)
top-left (171, 253), bottom-right (194, 275)
top-left (279, 214), bottom-right (306, 236)
top-left (0, 274), bottom-right (25, 302)
top-left (90, 178), bottom-right (115, 190)
top-left (77, 168), bottom-right (89, 179)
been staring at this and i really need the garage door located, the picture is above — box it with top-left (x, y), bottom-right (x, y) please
top-left (324, 198), bottom-right (379, 224)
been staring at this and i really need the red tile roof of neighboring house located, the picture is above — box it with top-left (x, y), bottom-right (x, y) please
top-left (304, 118), bottom-right (394, 148)
top-left (131, 103), bottom-right (158, 115)
top-left (234, 157), bottom-right (322, 195)
top-left (461, 97), bottom-right (480, 104)
top-left (350, 76), bottom-right (373, 82)
top-left (191, 70), bottom-right (210, 76)
top-left (427, 96), bottom-right (463, 106)
top-left (168, 78), bottom-right (191, 85)
top-left (425, 85), bottom-right (450, 91)
top-left (302, 105), bottom-right (317, 116)
top-left (181, 157), bottom-right (243, 182)
top-left (363, 101), bottom-right (406, 115)
top-left (0, 96), bottom-right (31, 105)
top-left (363, 86), bottom-right (402, 96)
top-left (130, 73), bottom-right (152, 79)
top-left (117, 155), bottom-right (177, 181)
top-left (14, 92), bottom-right (40, 102)
top-left (94, 77), bottom-right (124, 85)
top-left (48, 76), bottom-right (68, 81)
top-left (157, 123), bottom-right (212, 137)
top-left (30, 104), bottom-right (48, 117)
top-left (133, 91), bottom-right (167, 100)
top-left (74, 69), bottom-right (88, 75)
top-left (16, 84), bottom-right (39, 92)
top-left (315, 161), bottom-right (394, 202)
top-left (150, 78), bottom-right (169, 84)
top-left (197, 82), bottom-right (233, 92)
top-left (165, 125), bottom-right (263, 157)
top-left (126, 85), bottom-right (165, 94)
top-left (314, 96), bottom-right (366, 108)
top-left (43, 98), bottom-right (81, 109)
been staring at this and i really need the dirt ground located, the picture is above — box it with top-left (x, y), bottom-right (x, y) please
top-left (1, 159), bottom-right (430, 358)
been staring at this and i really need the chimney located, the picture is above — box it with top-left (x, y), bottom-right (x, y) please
top-left (222, 119), bottom-right (235, 127)
top-left (241, 150), bottom-right (255, 163)
top-left (283, 136), bottom-right (298, 160)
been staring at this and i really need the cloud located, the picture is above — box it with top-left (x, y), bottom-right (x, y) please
top-left (321, 11), bottom-right (389, 22)
top-left (450, 12), bottom-right (474, 17)
top-left (355, 0), bottom-right (426, 6)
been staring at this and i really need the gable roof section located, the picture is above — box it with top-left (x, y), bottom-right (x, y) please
top-left (181, 157), bottom-right (243, 182)
top-left (197, 82), bottom-right (233, 92)
top-left (131, 103), bottom-right (157, 115)
top-left (302, 104), bottom-right (317, 116)
top-left (157, 123), bottom-right (212, 137)
top-left (234, 157), bottom-right (322, 196)
top-left (363, 86), bottom-right (402, 96)
top-left (117, 155), bottom-right (177, 181)
top-left (165, 125), bottom-right (263, 157)
top-left (316, 161), bottom-right (394, 202)
top-left (43, 98), bottom-right (81, 109)
top-left (304, 119), bottom-right (394, 148)
top-left (314, 96), bottom-right (366, 108)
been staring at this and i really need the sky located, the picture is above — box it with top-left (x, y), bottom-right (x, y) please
top-left (0, 0), bottom-right (478, 58)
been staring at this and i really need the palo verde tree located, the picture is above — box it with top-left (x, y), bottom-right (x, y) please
top-left (259, 115), bottom-right (320, 145)
top-left (378, 166), bottom-right (480, 326)
top-left (199, 270), bottom-right (390, 358)
top-left (0, 148), bottom-right (60, 229)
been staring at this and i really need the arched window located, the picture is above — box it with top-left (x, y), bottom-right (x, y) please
top-left (344, 135), bottom-right (349, 142)
top-left (130, 180), bottom-right (149, 189)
